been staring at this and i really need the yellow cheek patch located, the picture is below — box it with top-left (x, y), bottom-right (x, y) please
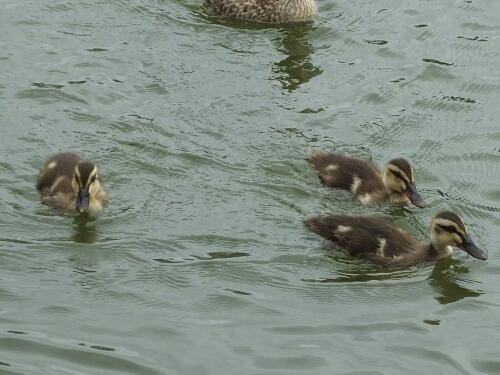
top-left (452, 233), bottom-right (462, 245)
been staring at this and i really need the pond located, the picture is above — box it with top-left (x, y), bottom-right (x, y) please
top-left (0, 0), bottom-right (499, 374)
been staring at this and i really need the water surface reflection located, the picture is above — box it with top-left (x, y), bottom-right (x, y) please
top-left (72, 216), bottom-right (98, 244)
top-left (428, 259), bottom-right (482, 304)
top-left (272, 24), bottom-right (322, 91)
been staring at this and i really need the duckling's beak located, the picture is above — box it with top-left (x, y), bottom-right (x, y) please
top-left (460, 235), bottom-right (488, 260)
top-left (76, 188), bottom-right (90, 213)
top-left (405, 183), bottom-right (426, 208)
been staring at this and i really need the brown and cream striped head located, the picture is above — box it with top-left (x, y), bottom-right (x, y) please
top-left (382, 158), bottom-right (426, 208)
top-left (71, 161), bottom-right (101, 214)
top-left (430, 211), bottom-right (487, 260)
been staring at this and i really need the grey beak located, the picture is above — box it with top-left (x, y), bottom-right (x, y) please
top-left (405, 182), bottom-right (426, 208)
top-left (460, 235), bottom-right (487, 260)
top-left (76, 188), bottom-right (90, 213)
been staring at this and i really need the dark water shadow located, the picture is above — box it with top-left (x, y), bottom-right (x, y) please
top-left (202, 12), bottom-right (321, 91)
top-left (302, 241), bottom-right (420, 283)
top-left (71, 216), bottom-right (98, 244)
top-left (428, 258), bottom-right (482, 304)
top-left (272, 24), bottom-right (322, 91)
top-left (303, 270), bottom-right (415, 283)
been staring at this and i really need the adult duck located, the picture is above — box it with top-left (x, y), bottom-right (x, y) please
top-left (205, 0), bottom-right (318, 23)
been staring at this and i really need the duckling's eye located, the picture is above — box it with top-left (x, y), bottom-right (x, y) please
top-left (390, 170), bottom-right (408, 188)
top-left (439, 225), bottom-right (456, 233)
top-left (390, 170), bottom-right (404, 180)
top-left (90, 175), bottom-right (96, 184)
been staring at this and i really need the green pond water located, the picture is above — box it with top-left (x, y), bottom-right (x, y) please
top-left (1, 0), bottom-right (500, 374)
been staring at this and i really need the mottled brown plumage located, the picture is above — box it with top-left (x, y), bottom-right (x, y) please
top-left (307, 151), bottom-right (425, 208)
top-left (37, 152), bottom-right (107, 215)
top-left (205, 0), bottom-right (318, 23)
top-left (305, 211), bottom-right (487, 267)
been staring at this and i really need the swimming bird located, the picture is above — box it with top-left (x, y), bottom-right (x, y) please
top-left (305, 211), bottom-right (487, 267)
top-left (307, 151), bottom-right (426, 208)
top-left (205, 0), bottom-right (318, 23)
top-left (37, 152), bottom-right (107, 215)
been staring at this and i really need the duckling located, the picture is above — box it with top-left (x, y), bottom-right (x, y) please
top-left (205, 0), bottom-right (318, 23)
top-left (305, 211), bottom-right (487, 267)
top-left (36, 152), bottom-right (107, 215)
top-left (307, 151), bottom-right (426, 208)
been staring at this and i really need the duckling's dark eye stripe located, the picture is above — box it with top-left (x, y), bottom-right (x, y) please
top-left (437, 225), bottom-right (465, 241)
top-left (390, 170), bottom-right (409, 186)
top-left (438, 224), bottom-right (455, 233)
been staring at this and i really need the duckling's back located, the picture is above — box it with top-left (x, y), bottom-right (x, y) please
top-left (36, 152), bottom-right (81, 196)
top-left (307, 152), bottom-right (384, 196)
top-left (305, 215), bottom-right (422, 266)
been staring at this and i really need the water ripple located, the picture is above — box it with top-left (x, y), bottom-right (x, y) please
top-left (0, 334), bottom-right (163, 375)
